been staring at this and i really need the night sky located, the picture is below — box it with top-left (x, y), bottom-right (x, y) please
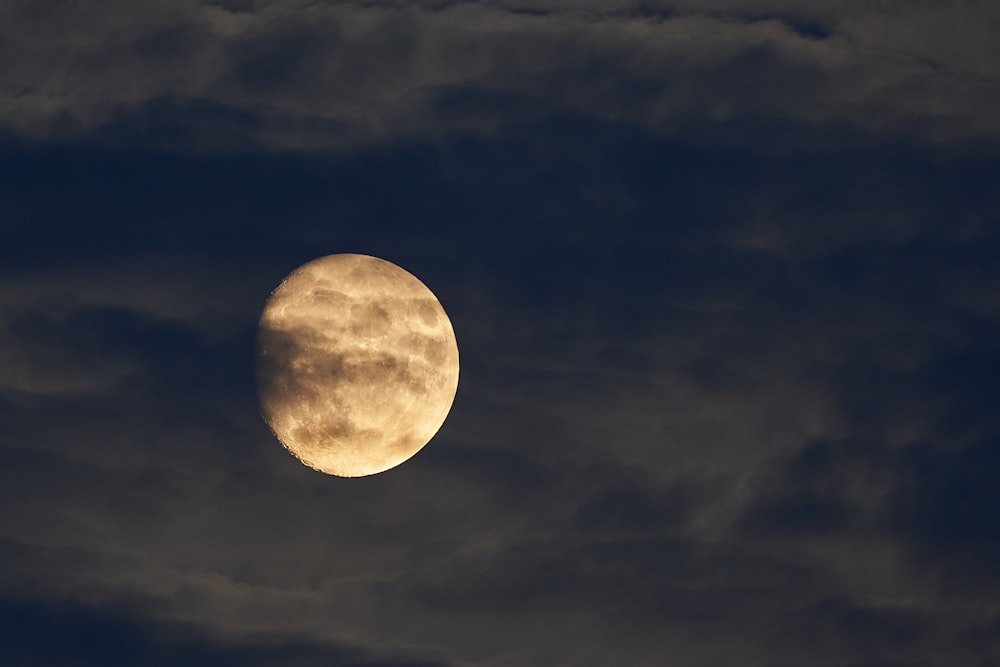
top-left (2, 1), bottom-right (1000, 665)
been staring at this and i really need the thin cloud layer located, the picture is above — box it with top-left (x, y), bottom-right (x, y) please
top-left (2, 0), bottom-right (999, 661)
top-left (2, 112), bottom-right (1000, 666)
top-left (1, 0), bottom-right (999, 148)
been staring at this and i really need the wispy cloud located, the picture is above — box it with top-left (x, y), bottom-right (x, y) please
top-left (1, 0), bottom-right (998, 149)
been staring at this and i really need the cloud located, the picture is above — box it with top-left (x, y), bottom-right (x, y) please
top-left (0, 595), bottom-right (458, 667)
top-left (1, 105), bottom-right (999, 666)
top-left (887, 437), bottom-right (1000, 590)
top-left (1, 0), bottom-right (999, 149)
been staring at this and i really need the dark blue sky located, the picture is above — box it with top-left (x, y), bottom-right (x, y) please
top-left (2, 1), bottom-right (1000, 665)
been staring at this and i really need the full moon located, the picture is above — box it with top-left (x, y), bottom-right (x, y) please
top-left (256, 254), bottom-right (460, 477)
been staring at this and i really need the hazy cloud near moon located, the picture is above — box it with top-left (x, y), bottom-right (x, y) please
top-left (256, 323), bottom-right (435, 450)
top-left (1, 0), bottom-right (999, 148)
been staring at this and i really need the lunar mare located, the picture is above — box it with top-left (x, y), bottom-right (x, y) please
top-left (256, 254), bottom-right (459, 477)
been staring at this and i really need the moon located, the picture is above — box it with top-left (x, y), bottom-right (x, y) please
top-left (255, 254), bottom-right (460, 477)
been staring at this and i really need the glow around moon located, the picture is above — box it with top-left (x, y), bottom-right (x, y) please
top-left (256, 254), bottom-right (459, 477)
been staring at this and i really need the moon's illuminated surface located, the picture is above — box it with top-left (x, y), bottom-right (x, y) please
top-left (256, 254), bottom-right (459, 477)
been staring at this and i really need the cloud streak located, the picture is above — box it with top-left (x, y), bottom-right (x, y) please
top-left (2, 0), bottom-right (999, 149)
